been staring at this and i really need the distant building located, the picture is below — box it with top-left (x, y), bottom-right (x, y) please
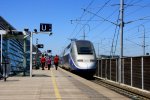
top-left (32, 45), bottom-right (42, 69)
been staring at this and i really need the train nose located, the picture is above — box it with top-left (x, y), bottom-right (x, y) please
top-left (77, 59), bottom-right (96, 69)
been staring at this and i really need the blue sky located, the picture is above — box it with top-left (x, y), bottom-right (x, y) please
top-left (0, 0), bottom-right (150, 56)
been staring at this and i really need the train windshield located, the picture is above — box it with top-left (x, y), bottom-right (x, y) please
top-left (76, 41), bottom-right (93, 54)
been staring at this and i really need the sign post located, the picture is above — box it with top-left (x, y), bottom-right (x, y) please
top-left (30, 31), bottom-right (33, 77)
top-left (29, 23), bottom-right (52, 77)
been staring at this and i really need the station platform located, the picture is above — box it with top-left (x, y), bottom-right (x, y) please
top-left (0, 67), bottom-right (130, 100)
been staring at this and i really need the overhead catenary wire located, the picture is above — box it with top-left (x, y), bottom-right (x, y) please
top-left (69, 0), bottom-right (96, 38)
top-left (108, 0), bottom-right (148, 56)
top-left (69, 0), bottom-right (119, 52)
top-left (108, 0), bottom-right (150, 56)
top-left (99, 0), bottom-right (149, 56)
top-left (66, 0), bottom-right (150, 56)
top-left (83, 9), bottom-right (118, 26)
top-left (124, 18), bottom-right (150, 38)
top-left (86, 6), bottom-right (119, 40)
top-left (98, 1), bottom-right (149, 55)
top-left (61, 0), bottom-right (96, 54)
top-left (125, 28), bottom-right (150, 41)
top-left (125, 2), bottom-right (150, 16)
top-left (124, 0), bottom-right (143, 9)
top-left (123, 20), bottom-right (150, 45)
top-left (74, 0), bottom-right (112, 38)
top-left (109, 10), bottom-right (120, 57)
top-left (121, 0), bottom-right (150, 43)
top-left (84, 0), bottom-right (144, 55)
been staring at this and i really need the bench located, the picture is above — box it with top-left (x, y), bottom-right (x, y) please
top-left (11, 66), bottom-right (26, 76)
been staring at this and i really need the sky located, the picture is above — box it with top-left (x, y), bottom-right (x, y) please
top-left (0, 0), bottom-right (150, 57)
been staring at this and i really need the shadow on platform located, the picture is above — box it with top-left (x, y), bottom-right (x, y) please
top-left (32, 74), bottom-right (51, 77)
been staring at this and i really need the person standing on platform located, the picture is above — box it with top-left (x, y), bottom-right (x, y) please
top-left (54, 55), bottom-right (59, 70)
top-left (40, 55), bottom-right (46, 70)
top-left (47, 56), bottom-right (51, 70)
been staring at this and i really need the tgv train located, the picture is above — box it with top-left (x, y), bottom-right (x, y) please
top-left (61, 39), bottom-right (97, 77)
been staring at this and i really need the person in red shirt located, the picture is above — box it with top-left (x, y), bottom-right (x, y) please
top-left (40, 55), bottom-right (46, 70)
top-left (54, 55), bottom-right (59, 70)
top-left (46, 56), bottom-right (51, 70)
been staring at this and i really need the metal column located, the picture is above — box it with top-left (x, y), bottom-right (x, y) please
top-left (30, 32), bottom-right (33, 77)
top-left (1, 33), bottom-right (2, 67)
top-left (141, 57), bottom-right (144, 89)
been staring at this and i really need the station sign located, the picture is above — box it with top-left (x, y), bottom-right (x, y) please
top-left (47, 50), bottom-right (52, 53)
top-left (37, 44), bottom-right (44, 48)
top-left (40, 23), bottom-right (52, 32)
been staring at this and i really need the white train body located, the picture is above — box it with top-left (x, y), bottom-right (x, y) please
top-left (62, 40), bottom-right (97, 75)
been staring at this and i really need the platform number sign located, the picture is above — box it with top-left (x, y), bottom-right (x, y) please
top-left (40, 23), bottom-right (52, 32)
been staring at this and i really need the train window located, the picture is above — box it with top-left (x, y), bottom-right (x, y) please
top-left (78, 47), bottom-right (93, 54)
top-left (76, 41), bottom-right (93, 54)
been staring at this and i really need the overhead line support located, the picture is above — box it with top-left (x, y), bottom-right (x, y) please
top-left (119, 0), bottom-right (124, 83)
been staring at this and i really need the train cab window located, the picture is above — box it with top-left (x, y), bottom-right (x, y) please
top-left (76, 41), bottom-right (93, 54)
top-left (78, 47), bottom-right (93, 54)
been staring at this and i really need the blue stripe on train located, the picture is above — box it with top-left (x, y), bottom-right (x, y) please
top-left (68, 54), bottom-right (79, 70)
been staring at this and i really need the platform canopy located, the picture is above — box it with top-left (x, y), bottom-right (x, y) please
top-left (0, 16), bottom-right (30, 39)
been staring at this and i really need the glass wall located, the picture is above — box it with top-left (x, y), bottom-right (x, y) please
top-left (0, 16), bottom-right (30, 76)
top-left (0, 37), bottom-right (30, 76)
top-left (7, 39), bottom-right (24, 72)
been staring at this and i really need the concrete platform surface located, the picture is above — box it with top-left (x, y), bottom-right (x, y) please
top-left (0, 67), bottom-right (130, 100)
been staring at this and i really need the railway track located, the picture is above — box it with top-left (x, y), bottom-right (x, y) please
top-left (92, 77), bottom-right (150, 100)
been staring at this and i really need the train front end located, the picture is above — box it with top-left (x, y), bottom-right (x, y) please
top-left (70, 40), bottom-right (97, 76)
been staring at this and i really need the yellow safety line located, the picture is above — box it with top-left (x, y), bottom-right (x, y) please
top-left (51, 70), bottom-right (62, 100)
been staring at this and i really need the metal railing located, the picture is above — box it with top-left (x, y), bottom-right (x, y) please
top-left (95, 56), bottom-right (150, 91)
